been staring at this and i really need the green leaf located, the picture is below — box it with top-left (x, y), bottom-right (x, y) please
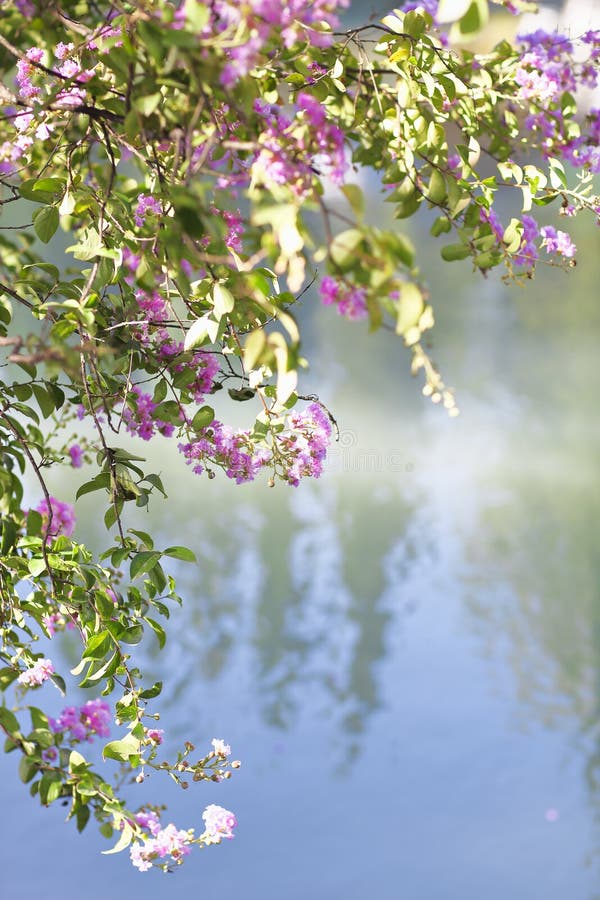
top-left (82, 631), bottom-right (112, 660)
top-left (436, 0), bottom-right (471, 22)
top-left (341, 184), bottom-right (364, 219)
top-left (451, 0), bottom-right (489, 38)
top-left (144, 616), bottom-right (166, 649)
top-left (50, 673), bottom-right (66, 696)
top-left (502, 218), bottom-right (523, 254)
top-left (0, 707), bottom-right (20, 734)
top-left (163, 545), bottom-right (197, 562)
top-left (140, 681), bottom-right (163, 700)
top-left (430, 216), bottom-right (452, 237)
top-left (0, 668), bottom-right (18, 691)
top-left (76, 472), bottom-right (111, 500)
top-left (103, 734), bottom-right (141, 763)
top-left (144, 473), bottom-right (167, 497)
top-left (184, 0), bottom-right (209, 29)
top-left (130, 551), bottom-right (162, 579)
top-left (244, 329), bottom-right (266, 370)
top-left (29, 707), bottom-right (49, 730)
top-left (329, 229), bottom-right (364, 269)
top-left (69, 750), bottom-right (87, 772)
top-left (396, 283), bottom-right (424, 336)
top-left (19, 756), bottom-right (38, 783)
top-left (228, 388), bottom-right (255, 401)
top-left (212, 283), bottom-right (235, 318)
top-left (426, 169), bottom-right (447, 205)
top-left (441, 243), bottom-right (471, 262)
top-left (19, 177), bottom-right (63, 204)
top-left (39, 771), bottom-right (63, 804)
top-left (119, 624), bottom-right (144, 645)
top-left (102, 822), bottom-right (134, 855)
top-left (133, 93), bottom-right (162, 116)
top-left (184, 316), bottom-right (212, 351)
top-left (79, 651), bottom-right (120, 685)
top-left (33, 207), bottom-right (59, 244)
top-left (28, 728), bottom-right (54, 748)
top-left (191, 405), bottom-right (214, 430)
top-left (32, 384), bottom-right (56, 419)
top-left (76, 804), bottom-right (91, 832)
top-left (66, 228), bottom-right (104, 261)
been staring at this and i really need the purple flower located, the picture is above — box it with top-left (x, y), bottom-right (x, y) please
top-left (514, 215), bottom-right (539, 269)
top-left (480, 207), bottom-right (504, 243)
top-left (136, 811), bottom-right (162, 836)
top-left (540, 225), bottom-right (576, 258)
top-left (179, 419), bottom-right (271, 483)
top-left (320, 276), bottom-right (367, 321)
top-left (134, 194), bottom-right (162, 228)
top-left (35, 497), bottom-right (76, 540)
top-left (123, 386), bottom-right (158, 441)
top-left (283, 402), bottom-right (333, 485)
top-left (68, 444), bottom-right (84, 468)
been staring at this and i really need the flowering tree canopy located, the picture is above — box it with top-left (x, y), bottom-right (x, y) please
top-left (0, 0), bottom-right (598, 874)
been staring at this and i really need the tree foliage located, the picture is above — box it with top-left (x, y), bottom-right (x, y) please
top-left (0, 0), bottom-right (598, 873)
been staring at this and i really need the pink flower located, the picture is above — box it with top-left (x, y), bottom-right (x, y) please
top-left (130, 823), bottom-right (192, 872)
top-left (35, 497), bottom-right (76, 540)
top-left (18, 658), bottom-right (54, 687)
top-left (201, 804), bottom-right (237, 844)
top-left (49, 699), bottom-right (111, 742)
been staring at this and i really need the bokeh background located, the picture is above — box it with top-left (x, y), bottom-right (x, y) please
top-left (2, 1), bottom-right (600, 897)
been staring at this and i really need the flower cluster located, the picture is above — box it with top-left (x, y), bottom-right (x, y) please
top-left (35, 497), bottom-right (76, 540)
top-left (134, 194), bottom-right (162, 228)
top-left (123, 386), bottom-right (175, 441)
top-left (540, 225), bottom-right (577, 259)
top-left (0, 41), bottom-right (97, 175)
top-left (170, 350), bottom-right (220, 404)
top-left (282, 403), bottom-right (333, 486)
top-left (253, 93), bottom-right (346, 198)
top-left (135, 289), bottom-right (170, 329)
top-left (478, 210), bottom-right (577, 271)
top-left (201, 804), bottom-right (237, 845)
top-left (518, 29), bottom-right (600, 173)
top-left (49, 699), bottom-right (111, 743)
top-left (209, 0), bottom-right (349, 87)
top-left (130, 819), bottom-right (193, 872)
top-left (178, 420), bottom-right (271, 483)
top-left (17, 658), bottom-right (54, 687)
top-left (320, 276), bottom-right (368, 321)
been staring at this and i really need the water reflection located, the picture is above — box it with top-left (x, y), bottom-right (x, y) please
top-left (152, 477), bottom-right (423, 767)
top-left (465, 467), bottom-right (600, 800)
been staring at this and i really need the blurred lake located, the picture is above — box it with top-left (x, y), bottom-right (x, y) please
top-left (3, 3), bottom-right (600, 898)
